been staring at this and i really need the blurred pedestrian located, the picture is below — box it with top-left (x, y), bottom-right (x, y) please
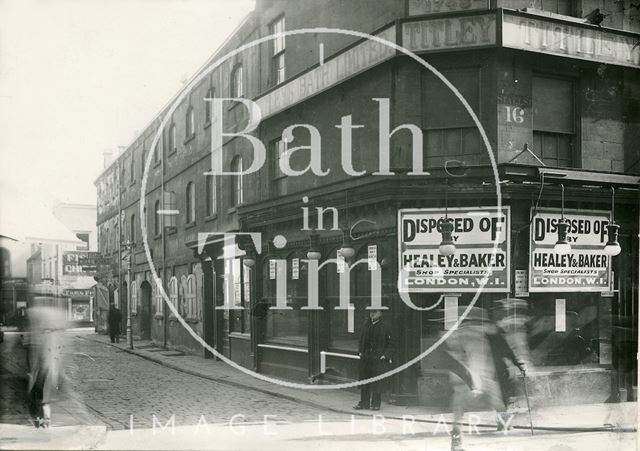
top-left (108, 303), bottom-right (122, 343)
top-left (26, 305), bottom-right (67, 428)
top-left (353, 309), bottom-right (393, 411)
top-left (443, 306), bottom-right (527, 451)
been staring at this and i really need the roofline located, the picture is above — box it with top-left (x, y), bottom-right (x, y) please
top-left (93, 9), bottom-right (255, 185)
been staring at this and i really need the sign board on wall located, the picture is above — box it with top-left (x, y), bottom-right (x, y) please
top-left (502, 13), bottom-right (640, 69)
top-left (408, 0), bottom-right (490, 16)
top-left (62, 252), bottom-right (102, 276)
top-left (398, 207), bottom-right (510, 292)
top-left (403, 13), bottom-right (497, 52)
top-left (529, 208), bottom-right (612, 292)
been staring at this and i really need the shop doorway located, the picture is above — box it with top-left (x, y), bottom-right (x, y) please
top-left (140, 281), bottom-right (152, 340)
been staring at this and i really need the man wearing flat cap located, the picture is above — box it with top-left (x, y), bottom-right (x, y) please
top-left (354, 308), bottom-right (393, 411)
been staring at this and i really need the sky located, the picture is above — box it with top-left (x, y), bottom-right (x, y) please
top-left (0, 0), bottom-right (254, 230)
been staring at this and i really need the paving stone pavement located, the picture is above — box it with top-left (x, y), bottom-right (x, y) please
top-left (1, 331), bottom-right (346, 432)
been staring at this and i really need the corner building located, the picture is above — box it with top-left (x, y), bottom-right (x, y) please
top-left (95, 0), bottom-right (640, 407)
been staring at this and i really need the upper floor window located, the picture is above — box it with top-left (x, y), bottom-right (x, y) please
top-left (231, 64), bottom-right (243, 98)
top-left (140, 147), bottom-right (146, 175)
top-left (231, 156), bottom-right (244, 206)
top-left (130, 214), bottom-right (136, 244)
top-left (270, 16), bottom-right (285, 85)
top-left (532, 75), bottom-right (575, 167)
top-left (76, 233), bottom-right (90, 250)
top-left (205, 88), bottom-right (214, 123)
top-left (0, 248), bottom-right (11, 279)
top-left (270, 138), bottom-right (287, 197)
top-left (154, 200), bottom-right (161, 236)
top-left (422, 68), bottom-right (482, 168)
top-left (131, 281), bottom-right (138, 314)
top-left (168, 123), bottom-right (177, 154)
top-left (186, 182), bottom-right (196, 224)
top-left (130, 154), bottom-right (135, 183)
top-left (186, 107), bottom-right (195, 139)
top-left (206, 175), bottom-right (217, 217)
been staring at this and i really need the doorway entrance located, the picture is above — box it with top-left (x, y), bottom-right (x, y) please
top-left (140, 281), bottom-right (152, 340)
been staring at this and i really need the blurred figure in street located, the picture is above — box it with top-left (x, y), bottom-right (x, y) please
top-left (107, 302), bottom-right (122, 343)
top-left (26, 305), bottom-right (68, 428)
top-left (443, 305), bottom-right (527, 451)
top-left (353, 309), bottom-right (393, 411)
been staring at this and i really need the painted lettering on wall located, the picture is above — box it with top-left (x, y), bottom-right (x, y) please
top-left (502, 13), bottom-right (640, 68)
top-left (403, 14), bottom-right (497, 52)
top-left (408, 0), bottom-right (490, 15)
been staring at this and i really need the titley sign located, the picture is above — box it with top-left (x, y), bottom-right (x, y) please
top-left (398, 207), bottom-right (511, 293)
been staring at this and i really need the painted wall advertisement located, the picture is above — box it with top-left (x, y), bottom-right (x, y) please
top-left (62, 251), bottom-right (102, 276)
top-left (398, 207), bottom-right (510, 292)
top-left (529, 208), bottom-right (612, 292)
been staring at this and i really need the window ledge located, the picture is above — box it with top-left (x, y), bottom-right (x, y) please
top-left (129, 180), bottom-right (136, 187)
top-left (166, 227), bottom-right (177, 236)
top-left (230, 332), bottom-right (250, 340)
top-left (153, 160), bottom-right (161, 168)
top-left (226, 207), bottom-right (238, 214)
top-left (186, 317), bottom-right (200, 324)
top-left (205, 214), bottom-right (218, 223)
top-left (168, 315), bottom-right (179, 322)
top-left (154, 233), bottom-right (162, 240)
top-left (185, 221), bottom-right (197, 230)
top-left (167, 150), bottom-right (177, 158)
top-left (203, 121), bottom-right (211, 130)
top-left (184, 134), bottom-right (195, 145)
top-left (154, 313), bottom-right (164, 319)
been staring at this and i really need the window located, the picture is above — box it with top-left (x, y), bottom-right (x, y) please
top-left (205, 88), bottom-right (214, 123)
top-left (154, 136), bottom-right (161, 163)
top-left (270, 138), bottom-right (287, 196)
top-left (154, 200), bottom-right (161, 236)
top-left (229, 259), bottom-right (251, 333)
top-left (0, 248), bottom-right (11, 279)
top-left (168, 276), bottom-right (178, 315)
top-left (231, 64), bottom-right (243, 97)
top-left (141, 147), bottom-right (146, 175)
top-left (186, 107), bottom-right (195, 139)
top-left (270, 16), bottom-right (286, 85)
top-left (154, 278), bottom-right (164, 316)
top-left (168, 123), bottom-right (177, 154)
top-left (184, 274), bottom-right (197, 320)
top-left (540, 0), bottom-right (573, 15)
top-left (163, 191), bottom-right (177, 230)
top-left (76, 233), bottom-right (90, 250)
top-left (131, 281), bottom-right (138, 314)
top-left (206, 175), bottom-right (217, 216)
top-left (231, 156), bottom-right (244, 206)
top-left (186, 182), bottom-right (196, 224)
top-left (130, 214), bottom-right (136, 244)
top-left (423, 68), bottom-right (483, 168)
top-left (129, 154), bottom-right (135, 183)
top-left (533, 75), bottom-right (575, 167)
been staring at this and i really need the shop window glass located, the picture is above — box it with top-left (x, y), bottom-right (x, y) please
top-left (229, 258), bottom-right (251, 333)
top-left (423, 68), bottom-right (483, 167)
top-left (263, 255), bottom-right (308, 345)
top-left (532, 75), bottom-right (575, 167)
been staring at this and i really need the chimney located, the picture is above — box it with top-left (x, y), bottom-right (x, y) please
top-left (103, 149), bottom-right (114, 169)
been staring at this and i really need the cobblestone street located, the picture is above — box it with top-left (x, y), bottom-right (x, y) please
top-left (0, 331), bottom-right (344, 431)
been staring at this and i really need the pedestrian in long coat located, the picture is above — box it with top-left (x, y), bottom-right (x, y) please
top-left (444, 306), bottom-right (527, 451)
top-left (26, 305), bottom-right (67, 428)
top-left (107, 303), bottom-right (122, 343)
top-left (353, 309), bottom-right (393, 411)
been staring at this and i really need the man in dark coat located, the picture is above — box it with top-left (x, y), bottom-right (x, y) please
top-left (353, 309), bottom-right (393, 411)
top-left (107, 303), bottom-right (122, 343)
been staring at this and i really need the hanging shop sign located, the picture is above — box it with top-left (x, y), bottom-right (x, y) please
top-left (62, 288), bottom-right (94, 297)
top-left (398, 207), bottom-right (510, 292)
top-left (408, 0), bottom-right (490, 15)
top-left (62, 252), bottom-right (103, 276)
top-left (529, 208), bottom-right (612, 292)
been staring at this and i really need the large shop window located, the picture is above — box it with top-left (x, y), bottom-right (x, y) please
top-left (325, 247), bottom-right (380, 352)
top-left (263, 254), bottom-right (309, 346)
top-left (532, 75), bottom-right (575, 167)
top-left (422, 68), bottom-right (483, 168)
top-left (228, 258), bottom-right (251, 333)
